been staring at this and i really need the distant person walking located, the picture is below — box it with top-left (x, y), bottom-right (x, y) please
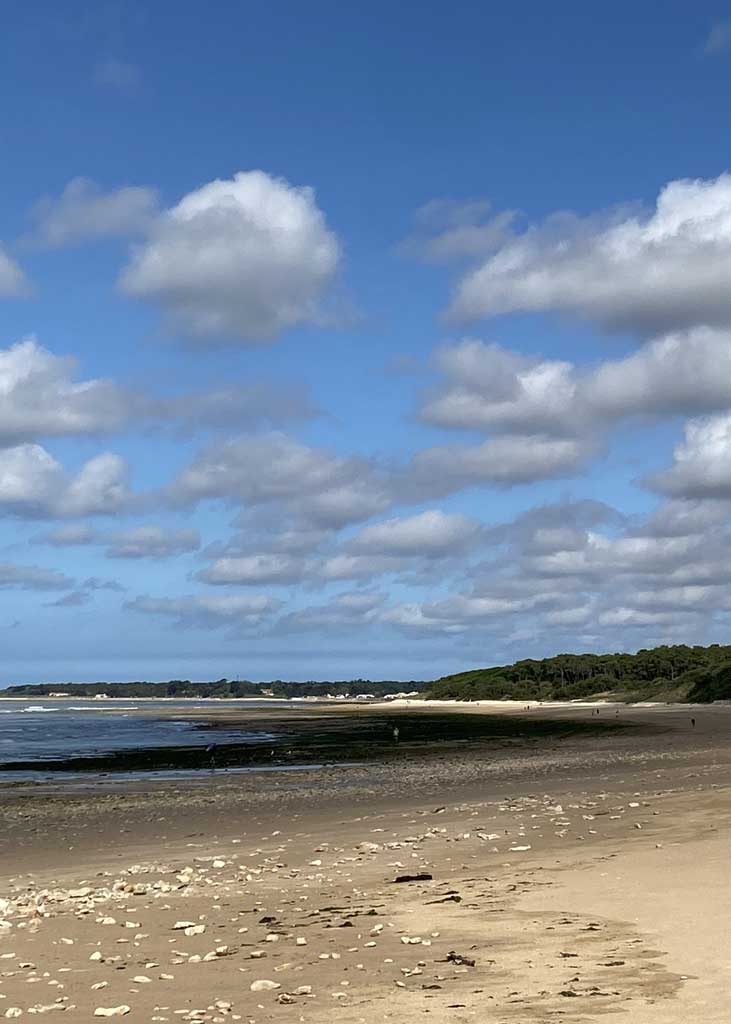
top-left (691, 717), bottom-right (696, 729)
top-left (392, 724), bottom-right (400, 744)
top-left (206, 743), bottom-right (217, 770)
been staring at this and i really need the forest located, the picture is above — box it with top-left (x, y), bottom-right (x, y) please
top-left (425, 643), bottom-right (731, 702)
top-left (3, 678), bottom-right (425, 699)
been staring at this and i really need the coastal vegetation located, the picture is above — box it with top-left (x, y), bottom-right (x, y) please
top-left (3, 678), bottom-right (425, 699)
top-left (6, 644), bottom-right (731, 704)
top-left (426, 643), bottom-right (731, 703)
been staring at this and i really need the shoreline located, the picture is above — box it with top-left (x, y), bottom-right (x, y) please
top-left (2, 704), bottom-right (731, 1020)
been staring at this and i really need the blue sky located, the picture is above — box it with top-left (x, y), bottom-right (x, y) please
top-left (2, 2), bottom-right (731, 684)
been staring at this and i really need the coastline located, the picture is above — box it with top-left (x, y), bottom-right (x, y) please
top-left (1, 703), bottom-right (730, 1021)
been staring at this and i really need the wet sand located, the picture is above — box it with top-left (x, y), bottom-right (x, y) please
top-left (1, 702), bottom-right (730, 1021)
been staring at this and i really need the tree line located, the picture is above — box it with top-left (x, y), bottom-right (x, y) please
top-left (426, 643), bottom-right (731, 702)
top-left (4, 678), bottom-right (426, 699)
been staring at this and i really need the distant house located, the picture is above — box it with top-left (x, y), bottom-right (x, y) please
top-left (49, 691), bottom-right (70, 697)
top-left (93, 693), bottom-right (110, 700)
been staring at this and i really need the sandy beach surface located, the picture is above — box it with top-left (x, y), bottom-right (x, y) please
top-left (1, 701), bottom-right (730, 1022)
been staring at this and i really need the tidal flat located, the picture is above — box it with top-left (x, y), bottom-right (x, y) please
top-left (1, 702), bottom-right (730, 1022)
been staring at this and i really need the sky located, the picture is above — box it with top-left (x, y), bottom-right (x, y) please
top-left (3, 2), bottom-right (731, 685)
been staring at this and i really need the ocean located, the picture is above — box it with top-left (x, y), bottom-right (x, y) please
top-left (0, 698), bottom-right (292, 781)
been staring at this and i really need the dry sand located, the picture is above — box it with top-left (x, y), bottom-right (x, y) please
top-left (1, 702), bottom-right (730, 1022)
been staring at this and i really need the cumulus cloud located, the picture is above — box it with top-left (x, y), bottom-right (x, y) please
top-left (422, 329), bottom-right (731, 438)
top-left (29, 178), bottom-right (158, 248)
top-left (169, 432), bottom-right (390, 527)
top-left (120, 171), bottom-right (340, 342)
top-left (57, 453), bottom-right (131, 517)
top-left (35, 523), bottom-right (98, 547)
top-left (159, 382), bottom-right (316, 430)
top-left (276, 590), bottom-right (387, 632)
top-left (647, 414), bottom-right (731, 498)
top-left (421, 340), bottom-right (578, 436)
top-left (197, 553), bottom-right (306, 586)
top-left (348, 510), bottom-right (481, 557)
top-left (0, 444), bottom-right (131, 519)
top-left (449, 175), bottom-right (731, 336)
top-left (125, 593), bottom-right (281, 630)
top-left (0, 337), bottom-right (317, 447)
top-left (0, 246), bottom-right (28, 296)
top-left (0, 338), bottom-right (137, 444)
top-left (584, 327), bottom-right (731, 419)
top-left (403, 435), bottom-right (593, 496)
top-left (639, 498), bottom-right (730, 537)
top-left (105, 526), bottom-right (200, 559)
top-left (318, 554), bottom-right (409, 581)
top-left (365, 492), bottom-right (731, 654)
top-left (379, 602), bottom-right (469, 634)
top-left (0, 561), bottom-right (73, 591)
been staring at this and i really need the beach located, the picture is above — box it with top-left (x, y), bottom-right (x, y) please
top-left (1, 702), bottom-right (730, 1021)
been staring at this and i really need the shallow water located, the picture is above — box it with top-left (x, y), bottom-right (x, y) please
top-left (0, 698), bottom-right (289, 779)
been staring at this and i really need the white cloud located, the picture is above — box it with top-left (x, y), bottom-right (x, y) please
top-left (0, 561), bottom-right (73, 591)
top-left (197, 553), bottom-right (305, 586)
top-left (421, 340), bottom-right (578, 435)
top-left (120, 171), bottom-right (340, 342)
top-left (105, 526), bottom-right (200, 559)
top-left (523, 532), bottom-right (702, 579)
top-left (640, 498), bottom-right (730, 537)
top-left (450, 175), bottom-right (731, 335)
top-left (57, 453), bottom-right (130, 517)
top-left (319, 554), bottom-right (408, 581)
top-left (0, 337), bottom-right (316, 447)
top-left (404, 435), bottom-right (592, 495)
top-left (30, 178), bottom-right (158, 248)
top-left (169, 432), bottom-right (389, 527)
top-left (125, 593), bottom-right (281, 630)
top-left (596, 607), bottom-right (683, 628)
top-left (0, 444), bottom-right (131, 519)
top-left (585, 327), bottom-right (731, 419)
top-left (647, 414), bottom-right (731, 498)
top-left (422, 329), bottom-right (731, 438)
top-left (379, 602), bottom-right (467, 634)
top-left (0, 245), bottom-right (28, 296)
top-left (369, 495), bottom-right (731, 651)
top-left (0, 338), bottom-right (132, 444)
top-left (36, 523), bottom-right (98, 547)
top-left (349, 509), bottom-right (481, 557)
top-left (275, 590), bottom-right (386, 632)
top-left (159, 382), bottom-right (316, 430)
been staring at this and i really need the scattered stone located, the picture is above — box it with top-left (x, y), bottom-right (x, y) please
top-left (250, 981), bottom-right (280, 992)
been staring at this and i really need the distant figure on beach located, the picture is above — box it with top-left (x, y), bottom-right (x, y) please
top-left (691, 717), bottom-right (696, 728)
top-left (392, 725), bottom-right (400, 743)
top-left (206, 743), bottom-right (217, 770)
